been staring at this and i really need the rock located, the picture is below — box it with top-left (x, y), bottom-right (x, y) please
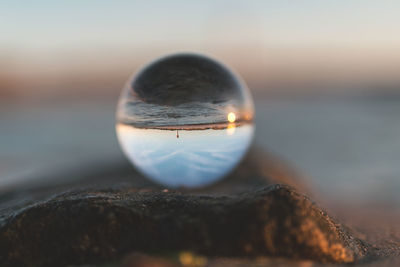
top-left (0, 183), bottom-right (368, 266)
top-left (1, 148), bottom-right (389, 266)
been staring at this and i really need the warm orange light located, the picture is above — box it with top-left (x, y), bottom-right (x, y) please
top-left (227, 112), bottom-right (236, 123)
top-left (226, 123), bottom-right (236, 135)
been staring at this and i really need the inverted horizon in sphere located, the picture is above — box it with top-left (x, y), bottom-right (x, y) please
top-left (116, 53), bottom-right (254, 187)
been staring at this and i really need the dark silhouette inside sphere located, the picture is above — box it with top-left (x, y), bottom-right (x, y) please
top-left (131, 54), bottom-right (245, 106)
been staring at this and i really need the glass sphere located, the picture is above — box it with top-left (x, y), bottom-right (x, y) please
top-left (116, 53), bottom-right (254, 188)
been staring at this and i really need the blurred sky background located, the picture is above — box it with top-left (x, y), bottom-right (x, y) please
top-left (1, 0), bottom-right (400, 101)
top-left (1, 1), bottom-right (400, 210)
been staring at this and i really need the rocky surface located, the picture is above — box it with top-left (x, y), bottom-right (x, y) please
top-left (0, 148), bottom-right (397, 266)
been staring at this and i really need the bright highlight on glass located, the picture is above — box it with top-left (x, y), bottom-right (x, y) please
top-left (227, 112), bottom-right (236, 123)
top-left (116, 53), bottom-right (254, 188)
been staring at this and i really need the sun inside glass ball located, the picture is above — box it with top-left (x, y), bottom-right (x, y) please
top-left (116, 53), bottom-right (254, 188)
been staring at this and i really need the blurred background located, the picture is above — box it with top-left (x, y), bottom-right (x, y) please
top-left (1, 1), bottom-right (400, 212)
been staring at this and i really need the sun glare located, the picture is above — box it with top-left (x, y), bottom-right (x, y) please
top-left (227, 112), bottom-right (236, 123)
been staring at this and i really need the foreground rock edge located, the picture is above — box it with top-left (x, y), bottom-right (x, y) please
top-left (0, 184), bottom-right (372, 266)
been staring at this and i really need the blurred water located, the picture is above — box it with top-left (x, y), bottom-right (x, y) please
top-left (1, 95), bottom-right (400, 207)
top-left (255, 97), bottom-right (400, 206)
top-left (0, 101), bottom-right (122, 190)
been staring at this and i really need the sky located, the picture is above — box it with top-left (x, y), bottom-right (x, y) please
top-left (2, 1), bottom-right (400, 49)
top-left (116, 123), bottom-right (253, 187)
top-left (1, 1), bottom-right (400, 97)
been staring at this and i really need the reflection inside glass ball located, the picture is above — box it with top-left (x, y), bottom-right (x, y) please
top-left (116, 53), bottom-right (254, 188)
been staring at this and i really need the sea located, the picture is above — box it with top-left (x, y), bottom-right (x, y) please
top-left (1, 94), bottom-right (400, 209)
